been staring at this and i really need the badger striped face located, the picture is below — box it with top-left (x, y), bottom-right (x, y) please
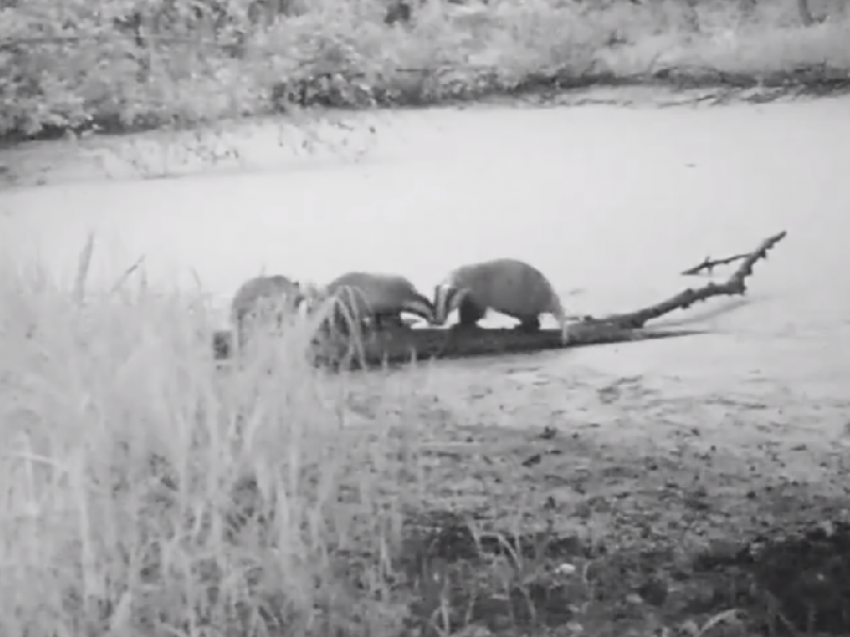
top-left (400, 296), bottom-right (437, 324)
top-left (433, 283), bottom-right (466, 325)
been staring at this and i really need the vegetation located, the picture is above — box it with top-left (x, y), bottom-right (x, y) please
top-left (0, 246), bottom-right (416, 636)
top-left (1, 0), bottom-right (849, 142)
top-left (1, 239), bottom-right (849, 637)
top-left (2, 0), bottom-right (849, 631)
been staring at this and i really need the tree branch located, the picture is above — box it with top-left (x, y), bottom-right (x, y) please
top-left (599, 230), bottom-right (786, 330)
top-left (681, 252), bottom-right (751, 276)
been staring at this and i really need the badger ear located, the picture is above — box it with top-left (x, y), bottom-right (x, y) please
top-left (436, 284), bottom-right (468, 318)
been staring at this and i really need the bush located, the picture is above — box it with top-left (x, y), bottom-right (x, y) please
top-left (1, 0), bottom-right (848, 141)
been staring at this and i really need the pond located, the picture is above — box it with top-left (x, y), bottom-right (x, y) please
top-left (2, 92), bottom-right (849, 453)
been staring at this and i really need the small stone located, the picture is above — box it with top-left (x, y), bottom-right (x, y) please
top-left (555, 563), bottom-right (577, 575)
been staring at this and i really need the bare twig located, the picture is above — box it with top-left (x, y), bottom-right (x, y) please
top-left (682, 252), bottom-right (751, 275)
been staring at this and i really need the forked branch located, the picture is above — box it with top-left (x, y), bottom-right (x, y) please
top-left (681, 253), bottom-right (751, 276)
top-left (597, 230), bottom-right (787, 330)
top-left (680, 231), bottom-right (785, 276)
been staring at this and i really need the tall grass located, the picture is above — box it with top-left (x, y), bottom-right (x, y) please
top-left (0, 245), bottom-right (427, 636)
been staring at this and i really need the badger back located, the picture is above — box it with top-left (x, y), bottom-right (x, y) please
top-left (231, 275), bottom-right (301, 323)
top-left (481, 259), bottom-right (559, 317)
top-left (438, 259), bottom-right (558, 320)
top-left (326, 272), bottom-right (434, 322)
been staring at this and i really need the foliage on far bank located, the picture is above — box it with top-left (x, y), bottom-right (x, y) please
top-left (1, 0), bottom-right (849, 142)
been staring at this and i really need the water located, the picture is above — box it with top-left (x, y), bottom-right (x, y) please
top-left (2, 94), bottom-right (850, 447)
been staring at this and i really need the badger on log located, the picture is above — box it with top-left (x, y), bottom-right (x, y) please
top-left (433, 258), bottom-right (574, 344)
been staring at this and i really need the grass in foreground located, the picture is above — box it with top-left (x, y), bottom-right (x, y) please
top-left (0, 256), bottom-right (423, 635)
top-left (1, 0), bottom-right (849, 143)
top-left (1, 253), bottom-right (849, 636)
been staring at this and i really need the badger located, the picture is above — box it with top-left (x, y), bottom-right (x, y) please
top-left (319, 271), bottom-right (435, 333)
top-left (433, 258), bottom-right (574, 344)
top-left (230, 274), bottom-right (303, 348)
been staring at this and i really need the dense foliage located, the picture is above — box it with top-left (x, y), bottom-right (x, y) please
top-left (0, 0), bottom-right (847, 140)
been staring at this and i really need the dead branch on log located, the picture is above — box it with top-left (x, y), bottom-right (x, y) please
top-left (600, 230), bottom-right (786, 330)
top-left (681, 231), bottom-right (787, 276)
top-left (681, 252), bottom-right (751, 276)
top-left (213, 230), bottom-right (787, 369)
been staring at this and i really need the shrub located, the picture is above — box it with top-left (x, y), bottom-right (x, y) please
top-left (0, 0), bottom-right (848, 141)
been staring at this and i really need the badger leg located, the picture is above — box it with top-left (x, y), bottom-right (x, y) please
top-left (516, 317), bottom-right (541, 334)
top-left (456, 297), bottom-right (486, 329)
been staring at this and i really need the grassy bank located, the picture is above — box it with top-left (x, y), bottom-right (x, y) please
top-left (2, 247), bottom-right (850, 637)
top-left (1, 0), bottom-right (849, 143)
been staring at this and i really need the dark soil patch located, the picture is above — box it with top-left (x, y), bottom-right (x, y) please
top-left (692, 521), bottom-right (850, 635)
top-left (397, 510), bottom-right (850, 636)
top-left (397, 508), bottom-right (695, 636)
top-left (399, 511), bottom-right (596, 634)
top-left (361, 385), bottom-right (850, 637)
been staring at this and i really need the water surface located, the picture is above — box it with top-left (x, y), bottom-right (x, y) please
top-left (2, 94), bottom-right (849, 449)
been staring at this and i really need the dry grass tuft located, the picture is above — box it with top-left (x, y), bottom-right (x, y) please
top-left (0, 242), bottom-right (428, 636)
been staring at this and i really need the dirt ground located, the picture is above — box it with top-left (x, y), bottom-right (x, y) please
top-left (2, 88), bottom-right (850, 635)
top-left (362, 336), bottom-right (850, 635)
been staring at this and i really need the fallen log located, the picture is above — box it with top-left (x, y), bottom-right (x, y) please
top-left (309, 323), bottom-right (707, 370)
top-left (213, 231), bottom-right (787, 369)
top-left (213, 320), bottom-right (705, 370)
